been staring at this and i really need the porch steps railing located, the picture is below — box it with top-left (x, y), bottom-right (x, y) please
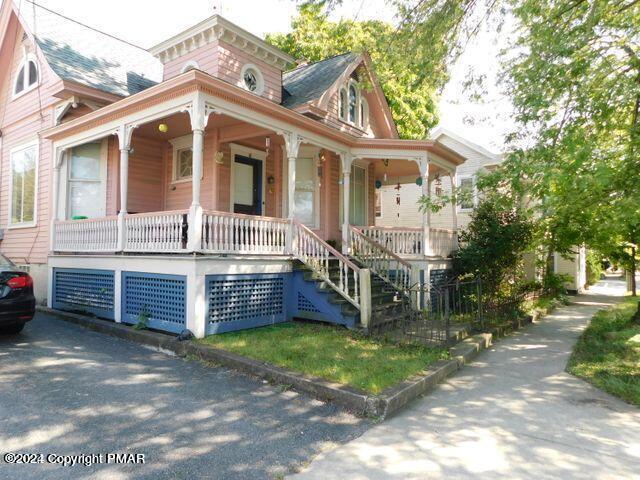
top-left (349, 226), bottom-right (412, 293)
top-left (357, 226), bottom-right (458, 258)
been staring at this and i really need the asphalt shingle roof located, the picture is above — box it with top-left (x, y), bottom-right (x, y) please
top-left (18, 1), bottom-right (162, 97)
top-left (281, 52), bottom-right (359, 109)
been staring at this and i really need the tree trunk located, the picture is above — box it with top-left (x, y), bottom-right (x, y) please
top-left (632, 246), bottom-right (637, 297)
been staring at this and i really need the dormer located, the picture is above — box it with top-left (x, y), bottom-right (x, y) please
top-left (149, 15), bottom-right (294, 103)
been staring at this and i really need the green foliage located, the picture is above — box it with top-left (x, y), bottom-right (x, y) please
top-left (267, 3), bottom-right (460, 138)
top-left (134, 306), bottom-right (150, 331)
top-left (541, 272), bottom-right (569, 299)
top-left (452, 194), bottom-right (534, 295)
top-left (586, 250), bottom-right (604, 286)
top-left (198, 321), bottom-right (447, 394)
top-left (568, 297), bottom-right (640, 406)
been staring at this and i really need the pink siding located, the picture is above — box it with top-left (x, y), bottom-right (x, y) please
top-left (217, 41), bottom-right (282, 103)
top-left (0, 19), bottom-right (62, 265)
top-left (106, 137), bottom-right (119, 215)
top-left (162, 41), bottom-right (219, 81)
top-left (128, 137), bottom-right (165, 213)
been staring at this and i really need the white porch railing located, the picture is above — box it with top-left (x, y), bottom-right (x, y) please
top-left (358, 226), bottom-right (458, 258)
top-left (124, 210), bottom-right (188, 253)
top-left (53, 216), bottom-right (119, 252)
top-left (349, 226), bottom-right (412, 292)
top-left (201, 211), bottom-right (288, 254)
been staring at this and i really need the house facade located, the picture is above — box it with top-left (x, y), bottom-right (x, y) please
top-left (0, 2), bottom-right (465, 337)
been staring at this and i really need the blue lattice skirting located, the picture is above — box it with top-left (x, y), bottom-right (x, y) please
top-left (52, 268), bottom-right (115, 319)
top-left (121, 272), bottom-right (186, 334)
top-left (205, 273), bottom-right (289, 334)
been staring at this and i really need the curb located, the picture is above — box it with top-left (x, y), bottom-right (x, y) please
top-left (38, 306), bottom-right (533, 419)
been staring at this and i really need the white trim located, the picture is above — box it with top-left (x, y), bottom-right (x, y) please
top-left (169, 134), bottom-right (194, 182)
top-left (359, 96), bottom-right (369, 130)
top-left (239, 63), bottom-right (265, 96)
top-left (229, 143), bottom-right (267, 214)
top-left (180, 60), bottom-right (201, 73)
top-left (12, 53), bottom-right (40, 101)
top-left (338, 87), bottom-right (348, 121)
top-left (430, 126), bottom-right (502, 161)
top-left (456, 175), bottom-right (476, 212)
top-left (64, 140), bottom-right (108, 219)
top-left (7, 139), bottom-right (39, 229)
top-left (149, 14), bottom-right (294, 69)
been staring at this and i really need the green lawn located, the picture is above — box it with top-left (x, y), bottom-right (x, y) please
top-left (568, 297), bottom-right (640, 406)
top-left (198, 322), bottom-right (447, 394)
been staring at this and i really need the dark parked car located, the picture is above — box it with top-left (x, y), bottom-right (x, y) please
top-left (0, 254), bottom-right (35, 334)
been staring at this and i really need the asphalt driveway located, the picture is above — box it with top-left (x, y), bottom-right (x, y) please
top-left (0, 313), bottom-right (370, 480)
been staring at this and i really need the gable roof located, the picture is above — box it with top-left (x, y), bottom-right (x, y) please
top-left (14, 0), bottom-right (162, 97)
top-left (429, 126), bottom-right (502, 163)
top-left (282, 52), bottom-right (359, 109)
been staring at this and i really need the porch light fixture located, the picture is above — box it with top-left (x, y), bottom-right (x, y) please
top-left (265, 136), bottom-right (271, 150)
top-left (214, 151), bottom-right (224, 164)
top-left (158, 123), bottom-right (168, 133)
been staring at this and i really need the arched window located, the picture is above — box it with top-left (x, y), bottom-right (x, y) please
top-left (359, 96), bottom-right (369, 129)
top-left (339, 88), bottom-right (347, 120)
top-left (180, 60), bottom-right (200, 73)
top-left (348, 84), bottom-right (357, 123)
top-left (14, 55), bottom-right (39, 97)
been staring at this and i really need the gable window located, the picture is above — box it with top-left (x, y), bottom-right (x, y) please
top-left (13, 54), bottom-right (39, 97)
top-left (9, 142), bottom-right (38, 227)
top-left (240, 64), bottom-right (265, 95)
top-left (348, 84), bottom-right (357, 124)
top-left (339, 88), bottom-right (348, 120)
top-left (457, 176), bottom-right (475, 211)
top-left (170, 135), bottom-right (193, 182)
top-left (359, 96), bottom-right (369, 129)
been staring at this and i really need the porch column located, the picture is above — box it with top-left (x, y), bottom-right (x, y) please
top-left (49, 148), bottom-right (64, 252)
top-left (115, 125), bottom-right (136, 251)
top-left (281, 132), bottom-right (302, 253)
top-left (449, 171), bottom-right (459, 249)
top-left (186, 94), bottom-right (214, 252)
top-left (340, 152), bottom-right (353, 255)
top-left (419, 156), bottom-right (432, 256)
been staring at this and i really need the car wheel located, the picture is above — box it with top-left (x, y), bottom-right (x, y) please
top-left (0, 323), bottom-right (25, 335)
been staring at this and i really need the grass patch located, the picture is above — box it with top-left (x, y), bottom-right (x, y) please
top-left (568, 297), bottom-right (640, 406)
top-left (198, 322), bottom-right (447, 394)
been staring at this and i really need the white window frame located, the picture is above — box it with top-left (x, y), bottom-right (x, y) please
top-left (457, 175), bottom-right (476, 212)
top-left (169, 135), bottom-right (194, 184)
top-left (229, 143), bottom-right (267, 214)
top-left (339, 160), bottom-right (369, 228)
top-left (347, 80), bottom-right (359, 126)
top-left (359, 96), bottom-right (369, 130)
top-left (282, 145), bottom-right (320, 229)
top-left (338, 87), bottom-right (348, 120)
top-left (12, 53), bottom-right (39, 100)
top-left (180, 60), bottom-right (200, 73)
top-left (239, 63), bottom-right (265, 96)
top-left (65, 141), bottom-right (108, 220)
top-left (8, 140), bottom-right (39, 229)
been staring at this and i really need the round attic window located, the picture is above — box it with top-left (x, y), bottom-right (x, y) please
top-left (240, 64), bottom-right (264, 95)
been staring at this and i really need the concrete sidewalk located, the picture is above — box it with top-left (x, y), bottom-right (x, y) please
top-left (291, 279), bottom-right (640, 480)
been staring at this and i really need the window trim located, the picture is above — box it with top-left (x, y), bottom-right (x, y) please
top-left (180, 60), bottom-right (200, 73)
top-left (338, 87), bottom-right (348, 120)
top-left (65, 141), bottom-right (108, 220)
top-left (169, 135), bottom-right (194, 184)
top-left (456, 175), bottom-right (476, 212)
top-left (240, 63), bottom-right (265, 96)
top-left (229, 143), bottom-right (267, 214)
top-left (359, 96), bottom-right (369, 130)
top-left (12, 53), bottom-right (39, 100)
top-left (347, 81), bottom-right (358, 125)
top-left (8, 140), bottom-right (39, 229)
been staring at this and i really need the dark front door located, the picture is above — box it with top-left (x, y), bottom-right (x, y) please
top-left (233, 155), bottom-right (262, 215)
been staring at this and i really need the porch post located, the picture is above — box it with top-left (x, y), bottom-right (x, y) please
top-left (281, 131), bottom-right (302, 253)
top-left (340, 152), bottom-right (353, 255)
top-left (449, 171), bottom-right (459, 249)
top-left (419, 156), bottom-right (432, 256)
top-left (186, 93), bottom-right (214, 252)
top-left (49, 148), bottom-right (64, 252)
top-left (115, 124), bottom-right (136, 251)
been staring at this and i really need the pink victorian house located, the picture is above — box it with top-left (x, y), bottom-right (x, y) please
top-left (0, 1), bottom-right (464, 337)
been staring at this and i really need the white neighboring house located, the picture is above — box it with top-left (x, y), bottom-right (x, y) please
top-left (376, 126), bottom-right (502, 231)
top-left (376, 126), bottom-right (587, 293)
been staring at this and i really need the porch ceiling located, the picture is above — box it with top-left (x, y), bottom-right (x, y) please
top-left (370, 158), bottom-right (444, 179)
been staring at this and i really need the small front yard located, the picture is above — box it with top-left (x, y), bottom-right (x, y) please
top-left (198, 322), bottom-right (447, 394)
top-left (568, 297), bottom-right (640, 406)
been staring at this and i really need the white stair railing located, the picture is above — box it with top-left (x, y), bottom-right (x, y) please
top-left (430, 228), bottom-right (458, 257)
top-left (123, 210), bottom-right (188, 252)
top-left (201, 211), bottom-right (289, 254)
top-left (53, 216), bottom-right (119, 252)
top-left (357, 226), bottom-right (423, 255)
top-left (349, 226), bottom-right (413, 292)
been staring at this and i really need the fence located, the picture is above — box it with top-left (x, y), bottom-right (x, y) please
top-left (369, 278), bottom-right (538, 348)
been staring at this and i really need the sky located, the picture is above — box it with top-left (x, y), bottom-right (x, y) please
top-left (10, 0), bottom-right (513, 152)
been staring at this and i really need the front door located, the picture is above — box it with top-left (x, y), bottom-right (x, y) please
top-left (233, 154), bottom-right (262, 215)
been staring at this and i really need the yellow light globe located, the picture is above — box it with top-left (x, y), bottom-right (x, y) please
top-left (158, 123), bottom-right (168, 133)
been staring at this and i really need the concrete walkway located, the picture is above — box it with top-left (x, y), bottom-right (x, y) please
top-left (292, 278), bottom-right (640, 480)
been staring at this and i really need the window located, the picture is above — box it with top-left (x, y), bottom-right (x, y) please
top-left (9, 142), bottom-right (37, 226)
top-left (350, 164), bottom-right (366, 226)
top-left (458, 177), bottom-right (475, 211)
top-left (180, 61), bottom-right (200, 73)
top-left (359, 96), bottom-right (369, 129)
top-left (68, 143), bottom-right (102, 219)
top-left (170, 136), bottom-right (194, 182)
top-left (294, 156), bottom-right (318, 227)
top-left (13, 55), bottom-right (38, 97)
top-left (374, 189), bottom-right (382, 218)
top-left (348, 84), bottom-right (357, 124)
top-left (240, 64), bottom-right (264, 95)
top-left (339, 88), bottom-right (347, 120)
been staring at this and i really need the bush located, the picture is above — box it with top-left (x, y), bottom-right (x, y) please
top-left (586, 250), bottom-right (604, 285)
